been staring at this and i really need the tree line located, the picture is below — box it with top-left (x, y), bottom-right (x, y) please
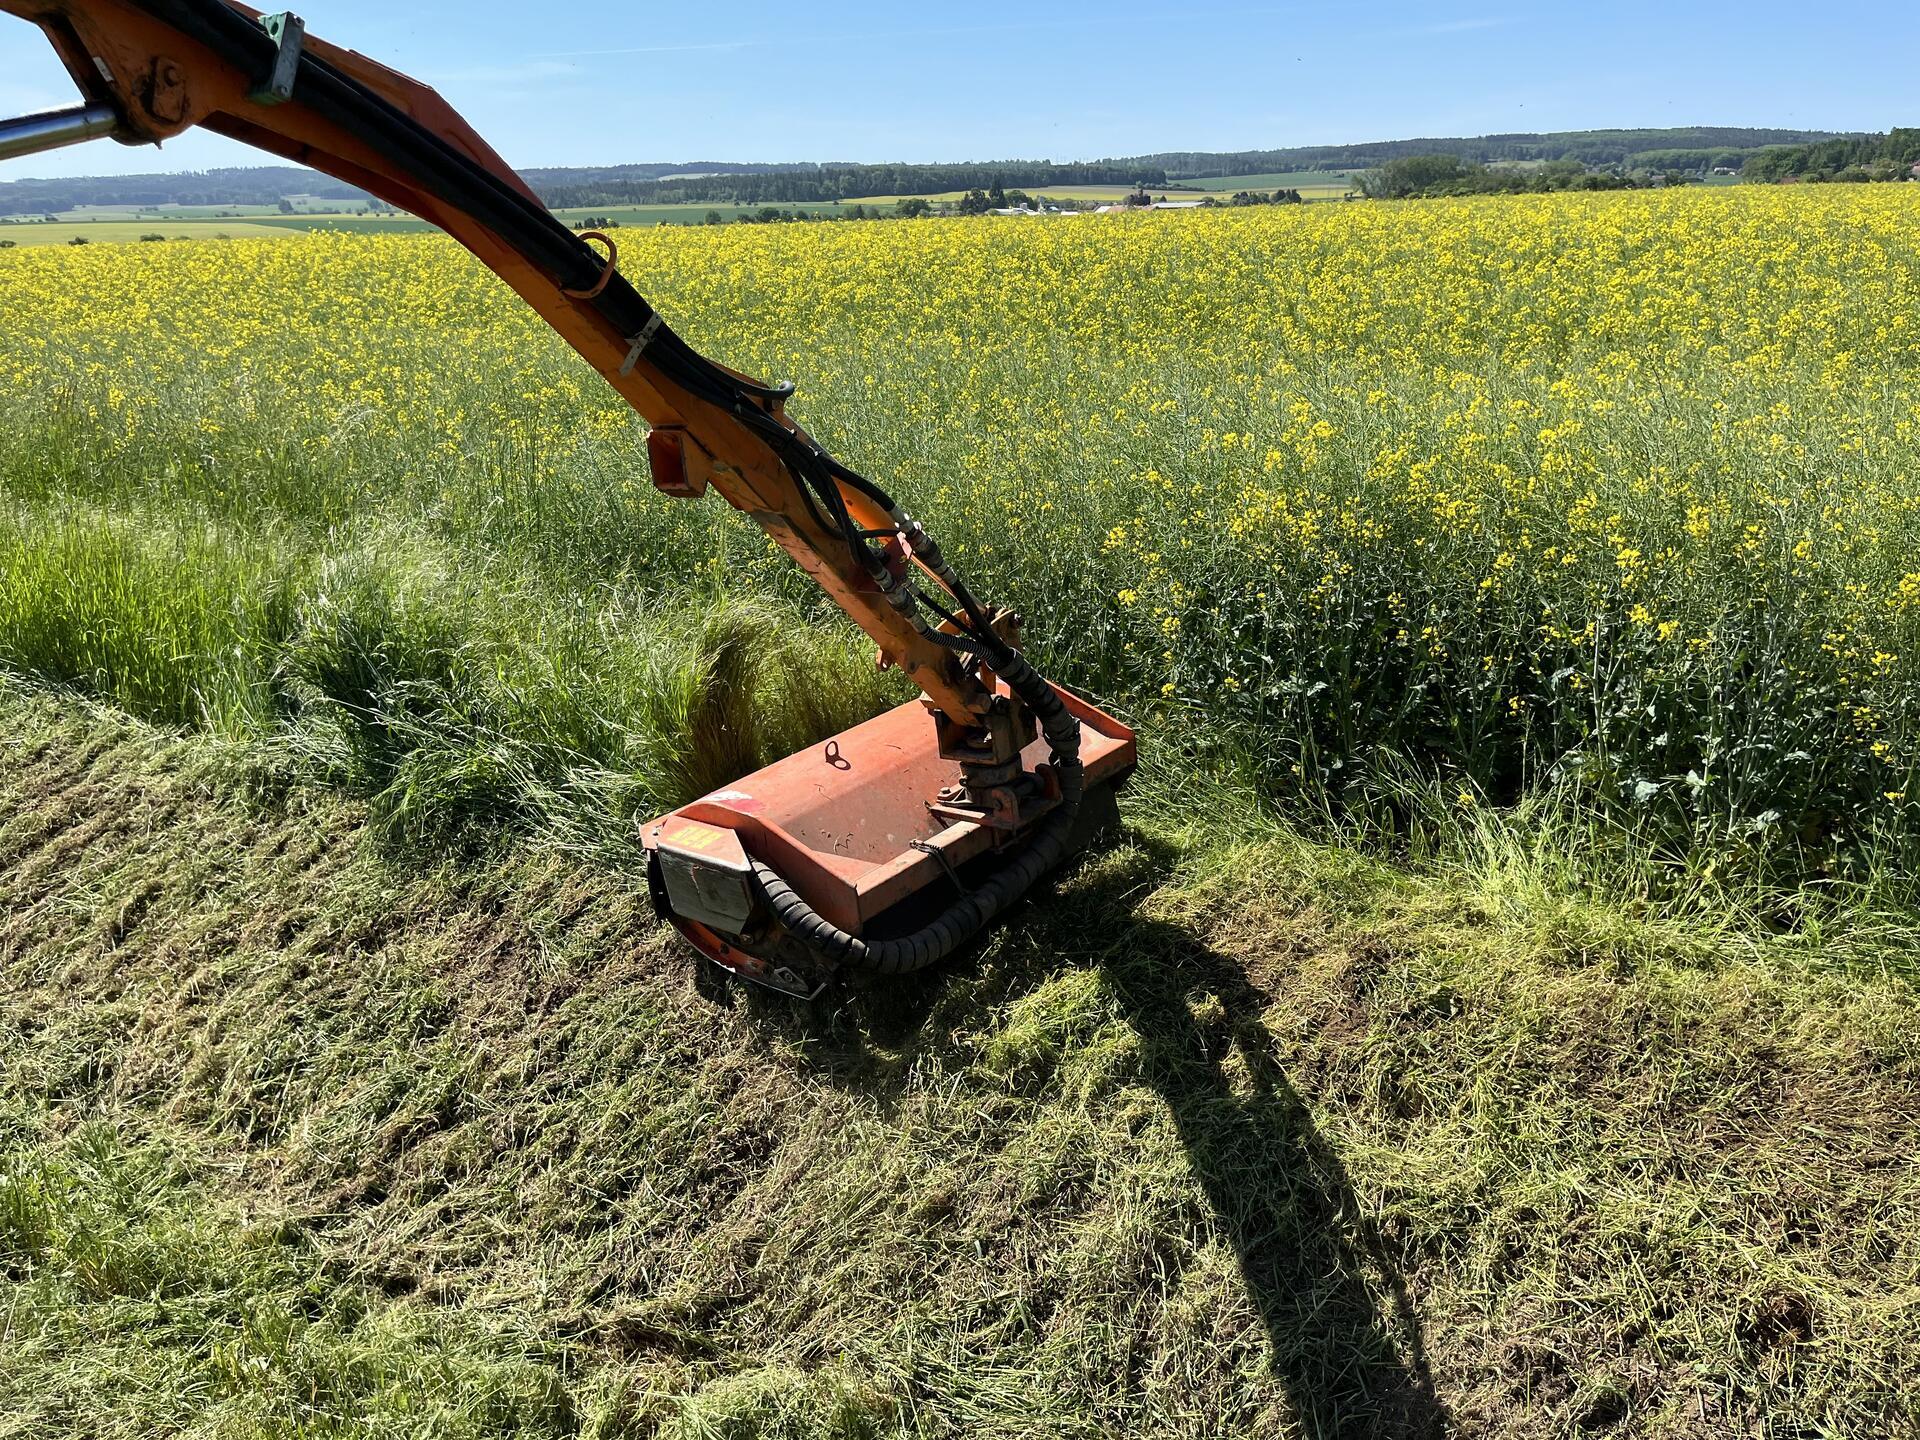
top-left (1123, 128), bottom-right (1854, 177)
top-left (1357, 155), bottom-right (1652, 200)
top-left (0, 128), bottom-right (1884, 218)
top-left (0, 166), bottom-right (366, 214)
top-left (528, 130), bottom-right (1859, 208)
top-left (1741, 130), bottom-right (1920, 183)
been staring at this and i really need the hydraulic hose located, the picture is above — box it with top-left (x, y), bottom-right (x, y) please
top-left (136, 0), bottom-right (914, 577)
top-left (135, 3), bottom-right (1088, 975)
top-left (751, 651), bottom-right (1085, 975)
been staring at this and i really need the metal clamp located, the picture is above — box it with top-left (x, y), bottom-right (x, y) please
top-left (620, 313), bottom-right (664, 375)
top-left (249, 12), bottom-right (307, 106)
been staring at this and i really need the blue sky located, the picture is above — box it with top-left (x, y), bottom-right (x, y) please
top-left (1, 1), bottom-right (1910, 177)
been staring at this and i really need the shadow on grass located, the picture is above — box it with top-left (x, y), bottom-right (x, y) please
top-left (751, 832), bottom-right (1453, 1439)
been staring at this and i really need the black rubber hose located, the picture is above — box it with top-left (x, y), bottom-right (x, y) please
top-left (135, 2), bottom-right (748, 406)
top-left (751, 651), bottom-right (1085, 976)
top-left (138, 0), bottom-right (912, 574)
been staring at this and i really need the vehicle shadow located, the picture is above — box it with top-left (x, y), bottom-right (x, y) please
top-left (750, 832), bottom-right (1453, 1438)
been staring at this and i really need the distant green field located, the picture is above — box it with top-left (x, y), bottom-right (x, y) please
top-left (0, 219), bottom-right (297, 245)
top-left (1000, 184), bottom-right (1144, 203)
top-left (51, 198), bottom-right (383, 221)
top-left (3, 183), bottom-right (1380, 243)
top-left (548, 201), bottom-right (848, 225)
top-left (0, 199), bottom-right (871, 246)
top-left (842, 184), bottom-right (1147, 206)
top-left (842, 190), bottom-right (968, 206)
top-left (1186, 171), bottom-right (1360, 193)
top-left (839, 178), bottom-right (1360, 207)
top-left (249, 214), bottom-right (432, 234)
top-left (0, 182), bottom-right (1382, 250)
top-left (56, 203), bottom-right (275, 220)
top-left (272, 202), bottom-right (853, 232)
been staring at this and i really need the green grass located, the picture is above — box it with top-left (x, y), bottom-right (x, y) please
top-left (0, 1124), bottom-right (587, 1436)
top-left (0, 500), bottom-right (900, 850)
top-left (1184, 170), bottom-right (1360, 192)
top-left (2, 688), bottom-right (1916, 1436)
top-left (0, 219), bottom-right (298, 245)
top-left (4, 190), bottom-right (1920, 1434)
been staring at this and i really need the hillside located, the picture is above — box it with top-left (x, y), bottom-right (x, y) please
top-left (0, 126), bottom-right (1852, 215)
top-left (0, 164), bottom-right (368, 214)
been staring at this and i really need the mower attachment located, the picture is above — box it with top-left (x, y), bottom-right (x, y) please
top-left (644, 687), bottom-right (1136, 996)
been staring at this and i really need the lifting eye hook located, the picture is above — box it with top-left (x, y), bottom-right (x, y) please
top-left (561, 230), bottom-right (619, 301)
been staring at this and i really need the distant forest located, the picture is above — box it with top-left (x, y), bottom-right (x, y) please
top-left (0, 166), bottom-right (367, 213)
top-left (533, 129), bottom-right (1859, 207)
top-left (0, 127), bottom-right (1864, 215)
top-left (1124, 127), bottom-right (1859, 176)
top-left (1741, 129), bottom-right (1920, 181)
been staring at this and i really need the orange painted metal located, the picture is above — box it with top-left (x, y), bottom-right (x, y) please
top-left (647, 686), bottom-right (1137, 937)
top-left (0, 0), bottom-right (990, 725)
top-left (3, 0), bottom-right (1142, 966)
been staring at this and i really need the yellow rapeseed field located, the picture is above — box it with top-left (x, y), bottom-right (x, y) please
top-left (3, 184), bottom-right (1918, 875)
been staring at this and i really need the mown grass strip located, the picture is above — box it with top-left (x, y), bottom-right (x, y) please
top-left (2, 687), bottom-right (1916, 1437)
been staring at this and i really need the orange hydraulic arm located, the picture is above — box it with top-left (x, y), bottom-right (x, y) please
top-left (0, 0), bottom-right (995, 725)
top-left (2, 0), bottom-right (1139, 995)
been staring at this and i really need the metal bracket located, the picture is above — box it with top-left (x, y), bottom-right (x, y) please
top-left (620, 314), bottom-right (664, 375)
top-left (139, 57), bottom-right (190, 127)
top-left (249, 12), bottom-right (307, 106)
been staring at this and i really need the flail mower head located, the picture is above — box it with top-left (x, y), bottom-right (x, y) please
top-left (644, 673), bottom-right (1135, 998)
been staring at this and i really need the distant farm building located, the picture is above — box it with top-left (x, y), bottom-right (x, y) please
top-left (1092, 199), bottom-right (1206, 213)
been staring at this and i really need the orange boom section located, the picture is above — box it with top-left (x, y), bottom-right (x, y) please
top-left (0, 0), bottom-right (1135, 995)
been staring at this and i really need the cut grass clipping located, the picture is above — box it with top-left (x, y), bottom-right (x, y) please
top-left (2, 689), bottom-right (1917, 1436)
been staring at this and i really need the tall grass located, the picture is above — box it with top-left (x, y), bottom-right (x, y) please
top-left (0, 502), bottom-right (302, 732)
top-left (0, 499), bottom-right (897, 852)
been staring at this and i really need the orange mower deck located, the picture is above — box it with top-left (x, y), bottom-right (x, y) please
top-left (644, 688), bottom-right (1136, 994)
